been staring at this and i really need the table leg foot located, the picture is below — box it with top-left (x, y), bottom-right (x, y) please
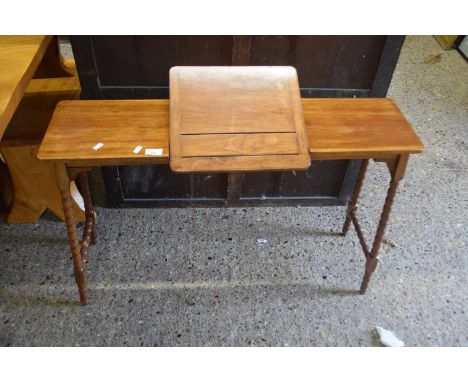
top-left (360, 257), bottom-right (378, 294)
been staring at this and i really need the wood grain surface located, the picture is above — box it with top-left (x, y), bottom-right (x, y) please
top-left (303, 98), bottom-right (424, 159)
top-left (169, 66), bottom-right (310, 173)
top-left (1, 144), bottom-right (85, 223)
top-left (38, 98), bottom-right (423, 166)
top-left (37, 100), bottom-right (169, 166)
top-left (1, 76), bottom-right (80, 146)
top-left (0, 35), bottom-right (52, 139)
top-left (1, 74), bottom-right (83, 223)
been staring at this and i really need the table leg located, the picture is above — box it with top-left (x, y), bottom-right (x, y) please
top-left (77, 171), bottom-right (97, 262)
top-left (342, 159), bottom-right (369, 236)
top-left (359, 154), bottom-right (409, 294)
top-left (340, 155), bottom-right (409, 294)
top-left (55, 163), bottom-right (88, 305)
top-left (359, 177), bottom-right (400, 293)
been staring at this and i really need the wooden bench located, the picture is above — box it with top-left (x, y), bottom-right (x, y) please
top-left (0, 76), bottom-right (84, 223)
top-left (38, 96), bottom-right (423, 305)
top-left (0, 35), bottom-right (84, 223)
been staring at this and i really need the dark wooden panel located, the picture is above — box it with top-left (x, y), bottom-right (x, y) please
top-left (118, 165), bottom-right (226, 199)
top-left (71, 35), bottom-right (404, 207)
top-left (109, 161), bottom-right (351, 206)
top-left (92, 36), bottom-right (233, 87)
top-left (71, 36), bottom-right (402, 100)
top-left (278, 161), bottom-right (349, 197)
top-left (249, 36), bottom-right (386, 89)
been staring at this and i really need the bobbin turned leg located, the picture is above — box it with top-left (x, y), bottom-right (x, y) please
top-left (90, 211), bottom-right (97, 245)
top-left (359, 155), bottom-right (408, 294)
top-left (55, 163), bottom-right (88, 305)
top-left (342, 159), bottom-right (369, 236)
top-left (77, 171), bottom-right (96, 263)
top-left (360, 178), bottom-right (400, 293)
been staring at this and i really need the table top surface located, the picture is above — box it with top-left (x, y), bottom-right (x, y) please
top-left (38, 98), bottom-right (423, 166)
top-left (0, 35), bottom-right (51, 140)
top-left (169, 66), bottom-right (311, 172)
top-left (37, 100), bottom-right (170, 166)
top-left (304, 98), bottom-right (424, 159)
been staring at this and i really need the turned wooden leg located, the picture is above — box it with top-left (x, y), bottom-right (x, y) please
top-left (360, 178), bottom-right (400, 293)
top-left (90, 211), bottom-right (97, 245)
top-left (77, 171), bottom-right (96, 262)
top-left (55, 163), bottom-right (88, 305)
top-left (342, 159), bottom-right (369, 236)
top-left (359, 155), bottom-right (408, 294)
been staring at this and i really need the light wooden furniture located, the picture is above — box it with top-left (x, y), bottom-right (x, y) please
top-left (0, 36), bottom-right (84, 223)
top-left (0, 76), bottom-right (84, 223)
top-left (0, 36), bottom-right (52, 139)
top-left (169, 66), bottom-right (310, 172)
top-left (304, 98), bottom-right (423, 293)
top-left (38, 93), bottom-right (423, 305)
top-left (434, 36), bottom-right (459, 50)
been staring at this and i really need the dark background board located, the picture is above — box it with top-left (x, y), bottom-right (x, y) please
top-left (70, 35), bottom-right (404, 208)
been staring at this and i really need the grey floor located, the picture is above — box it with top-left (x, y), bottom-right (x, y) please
top-left (1, 36), bottom-right (467, 346)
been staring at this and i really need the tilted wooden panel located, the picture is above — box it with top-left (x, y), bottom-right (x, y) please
top-left (180, 133), bottom-right (299, 157)
top-left (170, 66), bottom-right (310, 173)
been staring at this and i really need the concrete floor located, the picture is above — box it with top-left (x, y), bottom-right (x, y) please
top-left (0, 36), bottom-right (467, 346)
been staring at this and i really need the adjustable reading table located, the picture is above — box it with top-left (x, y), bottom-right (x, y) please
top-left (37, 66), bottom-right (423, 305)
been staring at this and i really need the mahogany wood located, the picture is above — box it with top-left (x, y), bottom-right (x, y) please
top-left (304, 98), bottom-right (423, 159)
top-left (342, 159), bottom-right (369, 236)
top-left (55, 162), bottom-right (88, 305)
top-left (169, 66), bottom-right (310, 173)
top-left (341, 154), bottom-right (411, 293)
top-left (77, 172), bottom-right (96, 263)
top-left (39, 98), bottom-right (423, 166)
top-left (37, 100), bottom-right (169, 165)
top-left (37, 96), bottom-right (423, 303)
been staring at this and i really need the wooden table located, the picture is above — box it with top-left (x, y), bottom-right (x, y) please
top-left (0, 36), bottom-right (52, 140)
top-left (38, 68), bottom-right (423, 305)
